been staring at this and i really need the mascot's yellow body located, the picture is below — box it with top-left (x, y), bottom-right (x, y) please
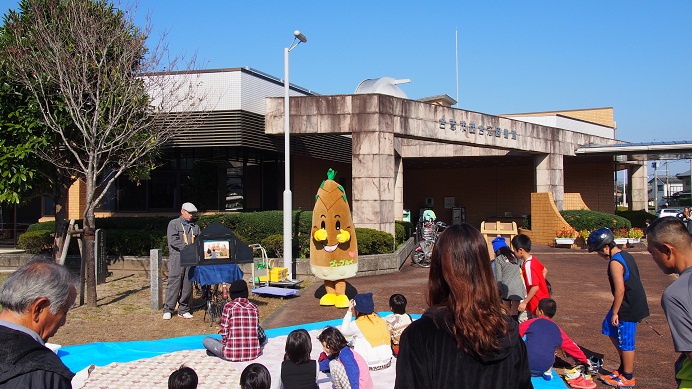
top-left (310, 169), bottom-right (358, 308)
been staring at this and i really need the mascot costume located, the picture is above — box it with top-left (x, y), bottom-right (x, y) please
top-left (311, 169), bottom-right (358, 308)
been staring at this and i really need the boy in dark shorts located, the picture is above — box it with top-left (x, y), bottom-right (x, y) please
top-left (587, 228), bottom-right (649, 387)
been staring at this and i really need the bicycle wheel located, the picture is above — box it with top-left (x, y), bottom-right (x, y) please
top-left (412, 240), bottom-right (432, 268)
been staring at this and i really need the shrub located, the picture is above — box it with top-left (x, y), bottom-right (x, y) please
top-left (560, 210), bottom-right (631, 231)
top-left (356, 228), bottom-right (394, 255)
top-left (615, 210), bottom-right (657, 229)
top-left (261, 234), bottom-right (284, 258)
top-left (26, 221), bottom-right (55, 232)
top-left (21, 210), bottom-right (398, 257)
top-left (17, 230), bottom-right (53, 254)
top-left (105, 230), bottom-right (168, 256)
top-left (395, 220), bottom-right (413, 246)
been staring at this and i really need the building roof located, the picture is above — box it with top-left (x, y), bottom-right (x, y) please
top-left (576, 140), bottom-right (692, 161)
top-left (354, 77), bottom-right (409, 98)
top-left (417, 94), bottom-right (457, 107)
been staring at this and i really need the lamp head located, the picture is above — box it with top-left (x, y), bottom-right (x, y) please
top-left (294, 30), bottom-right (307, 43)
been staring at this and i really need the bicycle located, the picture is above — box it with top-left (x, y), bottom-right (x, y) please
top-left (411, 220), bottom-right (446, 267)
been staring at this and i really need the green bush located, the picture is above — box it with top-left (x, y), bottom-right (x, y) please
top-left (395, 220), bottom-right (414, 245)
top-left (21, 210), bottom-right (398, 257)
top-left (560, 210), bottom-right (631, 231)
top-left (105, 230), bottom-right (169, 256)
top-left (17, 230), bottom-right (53, 254)
top-left (96, 217), bottom-right (170, 231)
top-left (260, 234), bottom-right (284, 258)
top-left (616, 210), bottom-right (657, 229)
top-left (356, 228), bottom-right (394, 255)
top-left (26, 221), bottom-right (55, 232)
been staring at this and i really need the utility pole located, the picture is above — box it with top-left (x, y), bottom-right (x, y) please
top-left (653, 161), bottom-right (658, 211)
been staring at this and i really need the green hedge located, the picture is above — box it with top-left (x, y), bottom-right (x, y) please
top-left (19, 211), bottom-right (396, 257)
top-left (355, 228), bottom-right (394, 255)
top-left (560, 210), bottom-right (631, 231)
top-left (105, 229), bottom-right (169, 256)
top-left (26, 221), bottom-right (55, 232)
top-left (395, 220), bottom-right (414, 246)
top-left (17, 230), bottom-right (53, 254)
top-left (615, 210), bottom-right (657, 229)
top-left (260, 234), bottom-right (284, 258)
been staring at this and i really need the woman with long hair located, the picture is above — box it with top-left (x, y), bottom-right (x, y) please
top-left (395, 224), bottom-right (532, 389)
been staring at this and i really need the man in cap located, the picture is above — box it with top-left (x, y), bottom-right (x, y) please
top-left (163, 202), bottom-right (201, 320)
top-left (0, 259), bottom-right (78, 388)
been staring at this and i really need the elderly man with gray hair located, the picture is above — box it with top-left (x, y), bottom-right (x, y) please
top-left (0, 259), bottom-right (78, 388)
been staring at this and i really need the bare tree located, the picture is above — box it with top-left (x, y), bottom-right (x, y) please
top-left (3, 0), bottom-right (204, 306)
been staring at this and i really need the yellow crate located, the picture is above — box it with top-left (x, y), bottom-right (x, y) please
top-left (258, 267), bottom-right (288, 282)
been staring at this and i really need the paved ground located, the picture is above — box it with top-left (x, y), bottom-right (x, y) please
top-left (261, 243), bottom-right (678, 388)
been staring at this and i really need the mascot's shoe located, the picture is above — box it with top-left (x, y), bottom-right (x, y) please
top-left (320, 293), bottom-right (337, 306)
top-left (335, 294), bottom-right (350, 308)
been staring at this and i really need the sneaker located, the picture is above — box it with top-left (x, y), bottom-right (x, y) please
top-left (565, 367), bottom-right (582, 380)
top-left (542, 369), bottom-right (553, 381)
top-left (601, 372), bottom-right (636, 387)
top-left (178, 312), bottom-right (193, 319)
top-left (567, 376), bottom-right (597, 389)
top-left (162, 312), bottom-right (172, 320)
top-left (600, 370), bottom-right (620, 383)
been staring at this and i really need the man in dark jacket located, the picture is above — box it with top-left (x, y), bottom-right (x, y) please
top-left (0, 259), bottom-right (78, 388)
top-left (163, 202), bottom-right (200, 320)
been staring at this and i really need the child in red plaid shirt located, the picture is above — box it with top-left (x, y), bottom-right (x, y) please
top-left (203, 280), bottom-right (262, 362)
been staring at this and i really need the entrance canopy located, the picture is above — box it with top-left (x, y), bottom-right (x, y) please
top-left (576, 140), bottom-right (692, 161)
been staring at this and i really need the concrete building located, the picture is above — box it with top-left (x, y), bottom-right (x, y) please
top-left (13, 67), bottom-right (658, 245)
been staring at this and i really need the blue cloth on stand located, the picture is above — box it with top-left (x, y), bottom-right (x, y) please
top-left (188, 264), bottom-right (243, 285)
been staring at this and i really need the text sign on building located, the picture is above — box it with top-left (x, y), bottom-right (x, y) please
top-left (439, 118), bottom-right (517, 140)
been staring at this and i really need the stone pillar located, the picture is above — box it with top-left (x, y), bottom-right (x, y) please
top-left (351, 131), bottom-right (396, 236)
top-left (394, 151), bottom-right (404, 222)
top-left (535, 153), bottom-right (564, 210)
top-left (629, 163), bottom-right (648, 211)
top-left (150, 249), bottom-right (163, 310)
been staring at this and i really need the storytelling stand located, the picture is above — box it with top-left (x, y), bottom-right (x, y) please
top-left (180, 222), bottom-right (248, 324)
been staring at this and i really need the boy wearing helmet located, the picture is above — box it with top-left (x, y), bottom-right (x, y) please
top-left (587, 228), bottom-right (649, 387)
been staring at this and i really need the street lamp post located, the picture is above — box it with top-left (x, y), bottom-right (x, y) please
top-left (283, 30), bottom-right (307, 279)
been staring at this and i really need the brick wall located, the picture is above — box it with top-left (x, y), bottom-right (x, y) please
top-left (564, 159), bottom-right (615, 213)
top-left (404, 164), bottom-right (533, 228)
top-left (564, 193), bottom-right (590, 210)
top-left (530, 192), bottom-right (572, 245)
top-left (506, 108), bottom-right (614, 128)
top-left (67, 179), bottom-right (86, 220)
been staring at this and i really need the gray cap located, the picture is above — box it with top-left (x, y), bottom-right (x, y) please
top-left (181, 202), bottom-right (198, 212)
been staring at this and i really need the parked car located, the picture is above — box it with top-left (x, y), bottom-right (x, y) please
top-left (655, 208), bottom-right (684, 218)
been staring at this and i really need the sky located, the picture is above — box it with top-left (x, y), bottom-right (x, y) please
top-left (4, 1), bottom-right (692, 175)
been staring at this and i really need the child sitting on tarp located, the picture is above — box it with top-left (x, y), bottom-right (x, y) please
top-left (202, 280), bottom-right (265, 362)
top-left (340, 292), bottom-right (393, 370)
top-left (383, 294), bottom-right (413, 357)
top-left (519, 298), bottom-right (595, 388)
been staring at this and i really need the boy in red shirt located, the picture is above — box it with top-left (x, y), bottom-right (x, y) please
top-left (511, 234), bottom-right (550, 317)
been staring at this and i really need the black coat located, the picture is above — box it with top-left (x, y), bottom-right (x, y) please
top-left (395, 307), bottom-right (533, 389)
top-left (0, 325), bottom-right (74, 389)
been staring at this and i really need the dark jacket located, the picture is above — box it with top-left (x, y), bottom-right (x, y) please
top-left (0, 325), bottom-right (74, 389)
top-left (394, 307), bottom-right (533, 389)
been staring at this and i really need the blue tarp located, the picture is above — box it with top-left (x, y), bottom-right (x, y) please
top-left (58, 312), bottom-right (567, 388)
top-left (59, 312), bottom-right (406, 373)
